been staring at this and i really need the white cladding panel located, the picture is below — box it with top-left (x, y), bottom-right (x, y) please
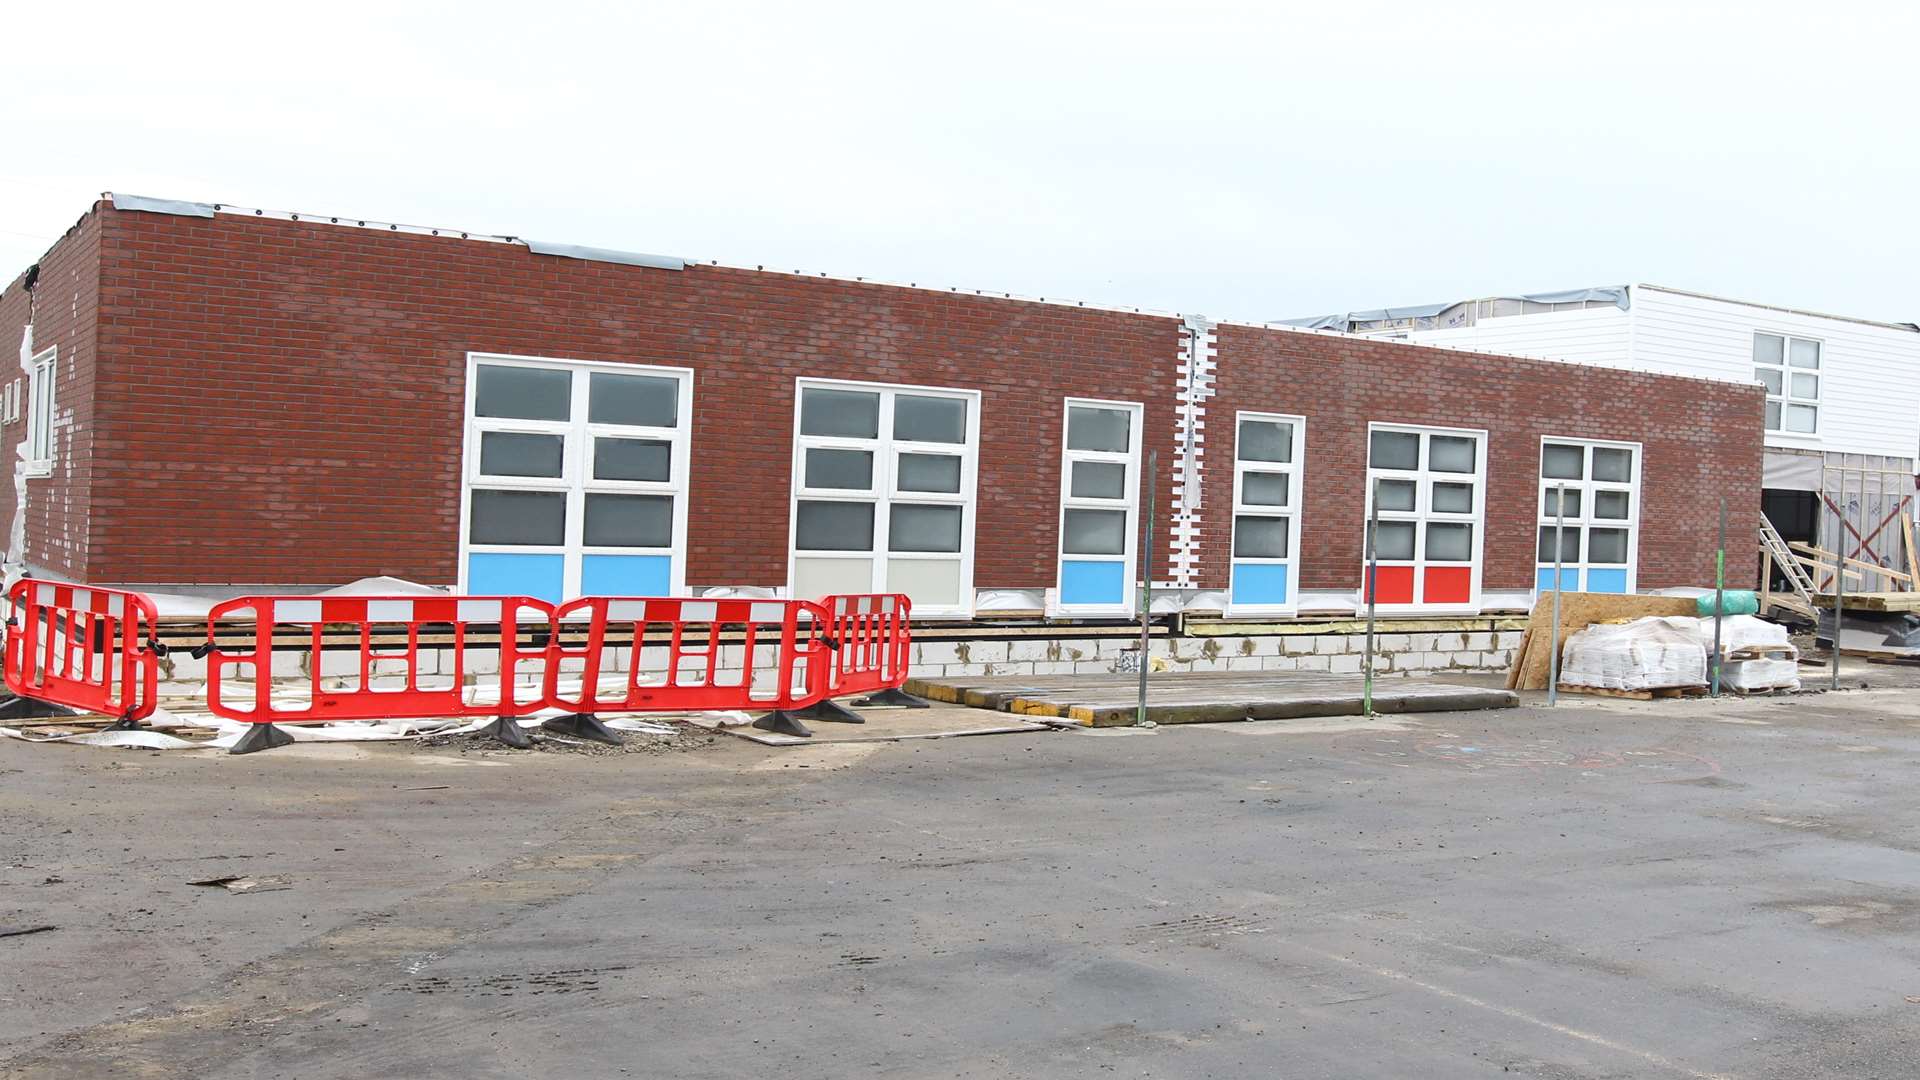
top-left (1407, 306), bottom-right (1633, 369)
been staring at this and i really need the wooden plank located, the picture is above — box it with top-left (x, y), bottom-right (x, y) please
top-left (1904, 513), bottom-right (1919, 593)
top-left (1790, 542), bottom-right (1905, 585)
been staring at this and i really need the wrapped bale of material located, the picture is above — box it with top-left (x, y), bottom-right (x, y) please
top-left (1559, 617), bottom-right (1708, 692)
top-left (1721, 657), bottom-right (1800, 692)
top-left (1690, 614), bottom-right (1799, 692)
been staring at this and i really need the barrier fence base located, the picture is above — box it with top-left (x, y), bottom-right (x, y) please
top-left (853, 687), bottom-right (930, 710)
top-left (229, 723), bottom-right (295, 756)
top-left (752, 710), bottom-right (813, 738)
top-left (799, 698), bottom-right (867, 725)
top-left (476, 716), bottom-right (534, 749)
top-left (540, 712), bottom-right (624, 746)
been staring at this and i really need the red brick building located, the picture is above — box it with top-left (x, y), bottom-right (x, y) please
top-left (0, 195), bottom-right (1761, 623)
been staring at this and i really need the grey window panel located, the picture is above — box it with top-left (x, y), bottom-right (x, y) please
top-left (1070, 460), bottom-right (1127, 500)
top-left (898, 453), bottom-right (962, 493)
top-left (804, 448), bottom-right (874, 490)
top-left (1544, 487), bottom-right (1582, 519)
top-left (1063, 508), bottom-right (1127, 555)
top-left (1757, 368), bottom-right (1783, 394)
top-left (1233, 516), bottom-right (1289, 559)
top-left (1370, 431), bottom-right (1419, 470)
top-left (1240, 472), bottom-right (1289, 507)
top-left (1425, 522), bottom-right (1473, 561)
top-left (1589, 527), bottom-right (1629, 564)
top-left (1429, 435), bottom-right (1477, 474)
top-left (1785, 403), bottom-right (1817, 433)
top-left (1238, 420), bottom-right (1293, 463)
top-left (795, 501), bottom-right (875, 551)
top-left (1375, 478), bottom-right (1416, 511)
top-left (1538, 525), bottom-right (1581, 563)
top-left (1542, 443), bottom-right (1584, 480)
top-left (594, 437), bottom-right (672, 482)
top-left (475, 365), bottom-right (570, 421)
top-left (1753, 333), bottom-right (1784, 365)
top-left (894, 395), bottom-right (967, 444)
top-left (584, 494), bottom-right (674, 548)
top-left (889, 504), bottom-right (963, 553)
top-left (1593, 490), bottom-right (1630, 519)
top-left (1067, 406), bottom-right (1132, 453)
top-left (1791, 372), bottom-right (1819, 399)
top-left (480, 432), bottom-right (564, 477)
top-left (470, 490), bottom-right (565, 546)
top-left (800, 387), bottom-right (881, 439)
top-left (1765, 401), bottom-right (1782, 430)
top-left (1788, 338), bottom-right (1820, 369)
top-left (589, 372), bottom-right (679, 427)
top-left (1432, 482), bottom-right (1474, 514)
top-left (1592, 447), bottom-right (1633, 482)
top-left (1372, 521), bottom-right (1416, 560)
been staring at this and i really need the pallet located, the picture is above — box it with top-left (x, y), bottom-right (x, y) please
top-left (1556, 683), bottom-right (1706, 701)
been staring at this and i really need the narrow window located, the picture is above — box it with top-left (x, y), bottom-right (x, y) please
top-left (1055, 399), bottom-right (1142, 614)
top-left (1536, 439), bottom-right (1641, 595)
top-left (24, 348), bottom-right (55, 475)
top-left (1754, 332), bottom-right (1819, 434)
top-left (790, 380), bottom-right (977, 615)
top-left (1362, 424), bottom-right (1485, 609)
top-left (1229, 413), bottom-right (1304, 613)
top-left (461, 355), bottom-right (693, 602)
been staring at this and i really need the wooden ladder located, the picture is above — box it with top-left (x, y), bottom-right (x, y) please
top-left (1758, 517), bottom-right (1817, 616)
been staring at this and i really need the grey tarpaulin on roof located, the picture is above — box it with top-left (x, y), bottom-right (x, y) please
top-left (523, 240), bottom-right (687, 271)
top-left (108, 193), bottom-right (217, 219)
top-left (1278, 285), bottom-right (1630, 331)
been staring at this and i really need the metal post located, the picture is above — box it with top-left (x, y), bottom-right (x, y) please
top-left (1547, 483), bottom-right (1566, 705)
top-left (1363, 486), bottom-right (1379, 717)
top-left (1136, 450), bottom-right (1157, 727)
top-left (1711, 497), bottom-right (1725, 697)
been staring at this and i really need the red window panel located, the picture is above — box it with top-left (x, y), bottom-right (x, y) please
top-left (1363, 565), bottom-right (1416, 604)
top-left (1424, 566), bottom-right (1472, 604)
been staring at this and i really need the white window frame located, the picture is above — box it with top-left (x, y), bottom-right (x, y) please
top-left (458, 352), bottom-right (693, 598)
top-left (1227, 411), bottom-right (1306, 617)
top-left (1535, 437), bottom-right (1642, 596)
top-left (1361, 422), bottom-right (1487, 614)
top-left (1753, 331), bottom-right (1820, 436)
top-left (24, 347), bottom-right (55, 477)
top-left (1052, 397), bottom-right (1144, 617)
top-left (787, 377), bottom-right (980, 618)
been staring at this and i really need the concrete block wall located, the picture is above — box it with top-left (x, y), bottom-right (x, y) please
top-left (904, 630), bottom-right (1524, 680)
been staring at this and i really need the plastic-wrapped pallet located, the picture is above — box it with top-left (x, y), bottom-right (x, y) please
top-left (1559, 617), bottom-right (1708, 692)
top-left (1722, 657), bottom-right (1800, 692)
top-left (1692, 614), bottom-right (1799, 692)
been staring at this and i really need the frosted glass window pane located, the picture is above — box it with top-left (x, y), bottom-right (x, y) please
top-left (584, 494), bottom-right (673, 547)
top-left (1589, 527), bottom-right (1629, 564)
top-left (1375, 479), bottom-right (1416, 511)
top-left (593, 437), bottom-right (671, 482)
top-left (1592, 448), bottom-right (1632, 482)
top-left (1753, 333), bottom-right (1784, 365)
top-left (1372, 521), bottom-right (1415, 560)
top-left (1233, 516), bottom-right (1289, 559)
top-left (804, 448), bottom-right (873, 489)
top-left (1241, 472), bottom-right (1289, 507)
top-left (1594, 490), bottom-right (1630, 519)
top-left (1063, 508), bottom-right (1126, 555)
top-left (589, 372), bottom-right (678, 427)
top-left (1430, 435), bottom-right (1476, 474)
top-left (1425, 522), bottom-right (1473, 561)
top-left (894, 395), bottom-right (967, 444)
top-left (1765, 401), bottom-right (1782, 430)
top-left (886, 558), bottom-right (962, 606)
top-left (1238, 420), bottom-right (1293, 463)
top-left (1785, 404), bottom-right (1817, 433)
top-left (794, 557), bottom-right (874, 599)
top-left (1542, 443), bottom-right (1584, 479)
top-left (475, 365), bottom-right (569, 421)
top-left (899, 453), bottom-right (962, 493)
top-left (470, 490), bottom-right (565, 546)
top-left (1432, 482), bottom-right (1474, 513)
top-left (800, 388), bottom-right (880, 438)
top-left (1788, 338), bottom-right (1820, 369)
top-left (889, 504), bottom-right (962, 553)
top-left (480, 432), bottom-right (564, 477)
top-left (1070, 460), bottom-right (1126, 499)
top-left (1067, 406), bottom-right (1131, 452)
top-left (1791, 373), bottom-right (1818, 399)
top-left (796, 501), bottom-right (874, 551)
top-left (1757, 368), bottom-right (1783, 394)
top-left (1544, 487), bottom-right (1581, 518)
top-left (1370, 431), bottom-right (1419, 470)
top-left (1538, 525), bottom-right (1580, 563)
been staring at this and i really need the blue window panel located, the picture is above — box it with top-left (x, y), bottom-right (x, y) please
top-left (468, 552), bottom-right (565, 604)
top-left (1231, 562), bottom-right (1289, 606)
top-left (581, 554), bottom-right (673, 598)
top-left (1535, 567), bottom-right (1579, 593)
top-left (1060, 559), bottom-right (1126, 606)
top-left (1585, 567), bottom-right (1629, 594)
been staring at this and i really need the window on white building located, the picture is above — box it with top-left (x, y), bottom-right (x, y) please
top-left (1055, 399), bottom-right (1142, 614)
top-left (1228, 413), bottom-right (1304, 613)
top-left (1536, 439), bottom-right (1641, 595)
top-left (1362, 424), bottom-right (1485, 609)
top-left (790, 379), bottom-right (977, 615)
top-left (461, 354), bottom-right (692, 603)
top-left (1754, 332), bottom-right (1819, 434)
top-left (24, 347), bottom-right (55, 475)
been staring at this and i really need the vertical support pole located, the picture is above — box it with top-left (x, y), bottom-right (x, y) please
top-left (1831, 509), bottom-right (1844, 692)
top-left (1547, 483), bottom-right (1566, 705)
top-left (1136, 449), bottom-right (1157, 728)
top-left (1711, 496), bottom-right (1726, 697)
top-left (1363, 485), bottom-right (1379, 717)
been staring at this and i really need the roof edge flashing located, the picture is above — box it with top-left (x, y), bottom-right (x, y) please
top-left (108, 192), bottom-right (217, 219)
top-left (522, 240), bottom-right (687, 271)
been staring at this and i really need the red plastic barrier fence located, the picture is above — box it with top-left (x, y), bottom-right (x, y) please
top-left (3, 580), bottom-right (162, 725)
top-left (203, 594), bottom-right (555, 724)
top-left (813, 593), bottom-right (913, 699)
top-left (547, 596), bottom-right (824, 715)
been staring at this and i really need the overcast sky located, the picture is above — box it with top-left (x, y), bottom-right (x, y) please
top-left (5, 1), bottom-right (1915, 325)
